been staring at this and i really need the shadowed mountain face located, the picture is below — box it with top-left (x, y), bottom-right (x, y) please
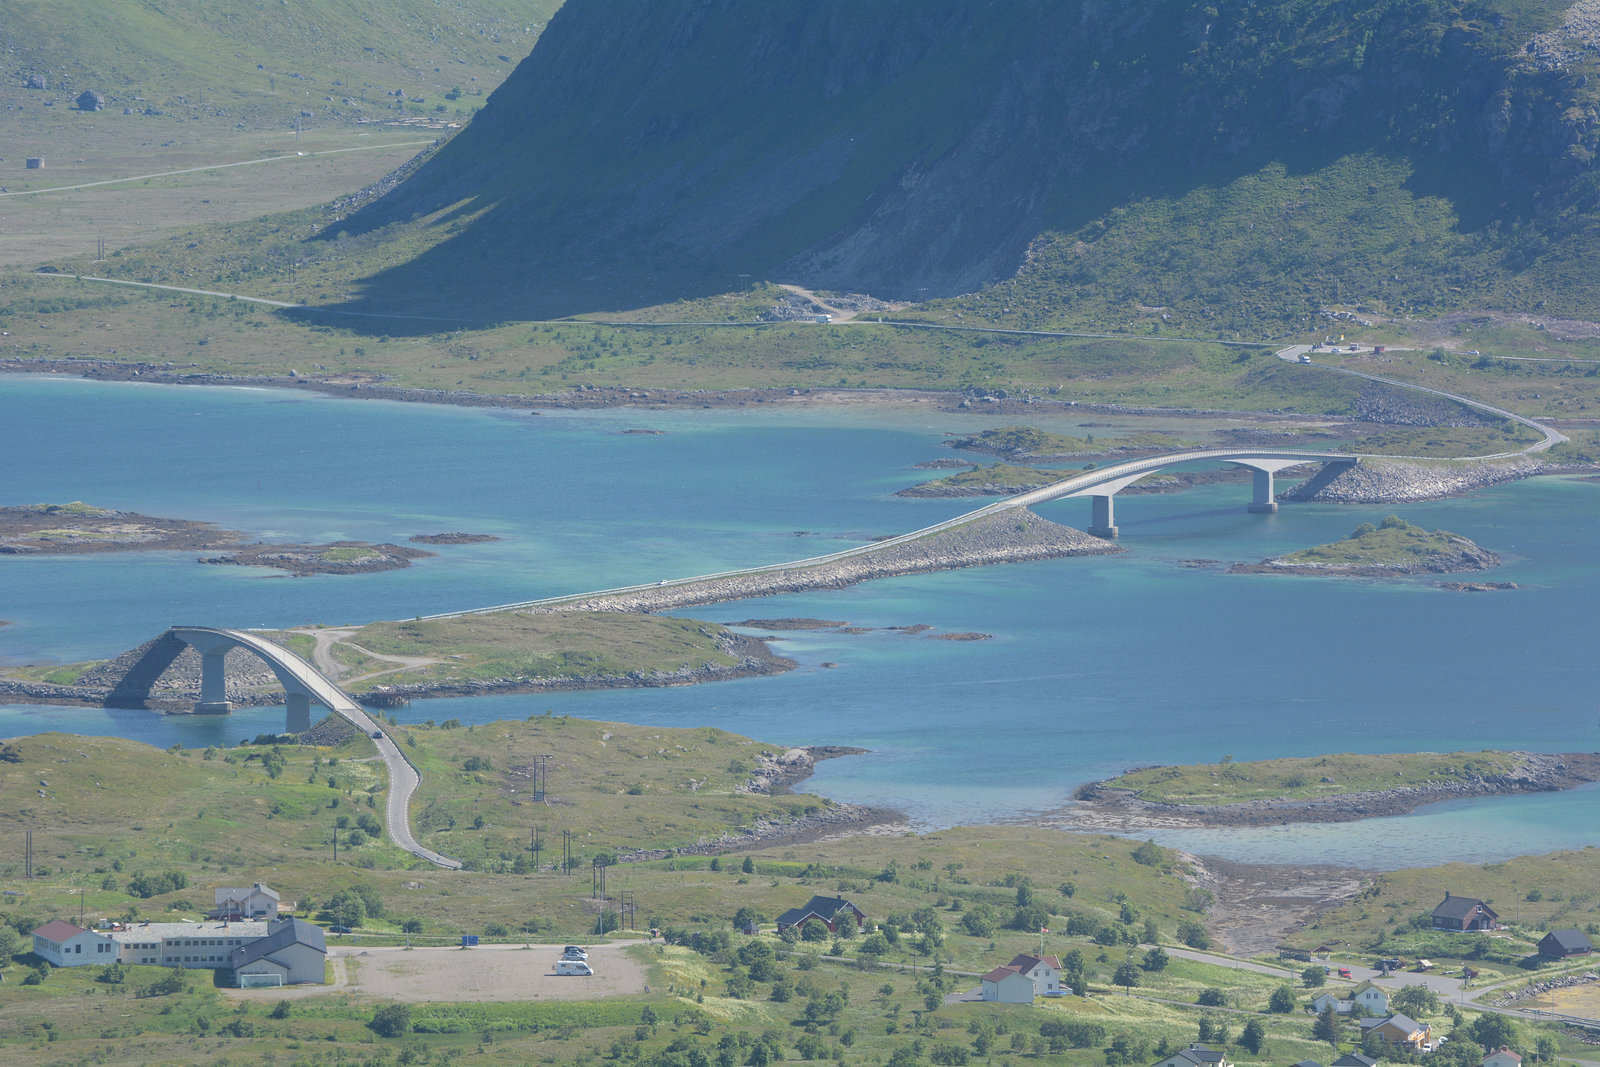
top-left (323, 0), bottom-right (1599, 325)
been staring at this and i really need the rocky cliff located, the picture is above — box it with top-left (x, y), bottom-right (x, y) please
top-left (326, 0), bottom-right (1600, 326)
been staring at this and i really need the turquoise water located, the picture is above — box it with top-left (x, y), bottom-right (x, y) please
top-left (3, 374), bottom-right (1598, 868)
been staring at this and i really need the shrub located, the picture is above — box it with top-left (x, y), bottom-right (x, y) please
top-left (371, 1003), bottom-right (412, 1037)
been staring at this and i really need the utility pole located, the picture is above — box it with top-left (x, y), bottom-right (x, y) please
top-left (25, 829), bottom-right (32, 879)
top-left (562, 829), bottom-right (572, 876)
top-left (532, 754), bottom-right (551, 801)
top-left (530, 826), bottom-right (542, 871)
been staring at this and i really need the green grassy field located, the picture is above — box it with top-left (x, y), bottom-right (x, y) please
top-left (3, 718), bottom-right (1597, 1064)
top-left (1273, 516), bottom-right (1489, 568)
top-left (1097, 752), bottom-right (1524, 806)
top-left (326, 613), bottom-right (761, 692)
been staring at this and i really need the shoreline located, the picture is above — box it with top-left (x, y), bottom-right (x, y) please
top-left (1063, 750), bottom-right (1600, 830)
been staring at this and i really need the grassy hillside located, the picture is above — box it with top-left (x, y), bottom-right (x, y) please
top-left (0, 0), bottom-right (557, 133)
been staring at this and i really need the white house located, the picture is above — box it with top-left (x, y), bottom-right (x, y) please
top-left (1006, 953), bottom-right (1063, 995)
top-left (1311, 991), bottom-right (1353, 1015)
top-left (31, 920), bottom-right (117, 966)
top-left (981, 964), bottom-right (1039, 1003)
top-left (1483, 1048), bottom-right (1523, 1067)
top-left (209, 882), bottom-right (281, 921)
top-left (1350, 981), bottom-right (1390, 1016)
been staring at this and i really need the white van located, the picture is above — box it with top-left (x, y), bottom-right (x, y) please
top-left (555, 959), bottom-right (593, 976)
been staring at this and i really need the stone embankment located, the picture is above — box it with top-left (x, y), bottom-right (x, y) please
top-left (1281, 456), bottom-right (1545, 504)
top-left (1489, 972), bottom-right (1600, 1008)
top-left (528, 508), bottom-right (1118, 614)
top-left (1069, 751), bottom-right (1600, 828)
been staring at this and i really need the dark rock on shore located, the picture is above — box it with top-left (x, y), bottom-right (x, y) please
top-left (1439, 580), bottom-right (1518, 592)
top-left (409, 532), bottom-right (501, 545)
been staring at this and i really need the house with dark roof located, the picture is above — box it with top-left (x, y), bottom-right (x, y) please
top-left (1331, 1054), bottom-right (1378, 1067)
top-left (228, 918), bottom-right (326, 987)
top-left (775, 895), bottom-right (866, 935)
top-left (1431, 892), bottom-right (1499, 931)
top-left (1151, 1043), bottom-right (1233, 1067)
top-left (1538, 929), bottom-right (1593, 959)
top-left (1008, 953), bottom-right (1062, 993)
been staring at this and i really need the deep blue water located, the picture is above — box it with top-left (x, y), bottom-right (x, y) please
top-left (3, 374), bottom-right (1598, 868)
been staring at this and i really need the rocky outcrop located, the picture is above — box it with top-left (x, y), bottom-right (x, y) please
top-left (1279, 456), bottom-right (1544, 504)
top-left (1070, 751), bottom-right (1600, 829)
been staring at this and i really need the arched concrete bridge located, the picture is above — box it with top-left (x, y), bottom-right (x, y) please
top-left (967, 447), bottom-right (1358, 538)
top-left (168, 626), bottom-right (461, 870)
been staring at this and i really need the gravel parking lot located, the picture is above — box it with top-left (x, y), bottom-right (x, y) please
top-left (331, 942), bottom-right (647, 1001)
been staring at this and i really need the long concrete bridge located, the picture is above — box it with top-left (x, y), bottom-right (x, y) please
top-left (423, 448), bottom-right (1362, 621)
top-left (167, 626), bottom-right (461, 870)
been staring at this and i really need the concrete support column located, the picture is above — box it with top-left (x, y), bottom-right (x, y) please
top-left (286, 692), bottom-right (312, 734)
top-left (1248, 467), bottom-right (1279, 513)
top-left (194, 650), bottom-right (233, 714)
top-left (1088, 494), bottom-right (1118, 539)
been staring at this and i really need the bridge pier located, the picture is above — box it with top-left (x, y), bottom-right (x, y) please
top-left (1088, 494), bottom-right (1118, 539)
top-left (1248, 468), bottom-right (1278, 514)
top-left (195, 648), bottom-right (233, 715)
top-left (285, 691), bottom-right (312, 734)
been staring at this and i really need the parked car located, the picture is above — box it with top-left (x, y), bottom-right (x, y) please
top-left (1337, 967), bottom-right (1352, 979)
top-left (562, 946), bottom-right (588, 960)
top-left (329, 925), bottom-right (352, 934)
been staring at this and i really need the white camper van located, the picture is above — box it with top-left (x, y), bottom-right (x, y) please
top-left (555, 959), bottom-right (593, 976)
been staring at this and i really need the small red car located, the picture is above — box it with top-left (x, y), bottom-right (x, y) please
top-left (1337, 967), bottom-right (1352, 979)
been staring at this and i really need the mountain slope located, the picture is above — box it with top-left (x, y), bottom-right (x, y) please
top-left (322, 1), bottom-right (1598, 327)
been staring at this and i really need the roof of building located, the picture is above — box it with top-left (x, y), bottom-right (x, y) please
top-left (1433, 894), bottom-right (1497, 920)
top-left (1484, 1047), bottom-right (1523, 1063)
top-left (982, 965), bottom-right (1030, 984)
top-left (33, 919), bottom-right (93, 942)
top-left (1331, 1055), bottom-right (1378, 1067)
top-left (109, 920), bottom-right (270, 943)
top-left (1351, 980), bottom-right (1384, 997)
top-left (216, 882), bottom-right (279, 903)
top-left (229, 918), bottom-right (326, 969)
top-left (1163, 1043), bottom-right (1229, 1066)
top-left (1293, 1061), bottom-right (1328, 1067)
top-left (776, 895), bottom-right (861, 926)
top-left (1541, 929), bottom-right (1593, 953)
top-left (1362, 1012), bottom-right (1425, 1036)
top-left (1007, 953), bottom-right (1061, 971)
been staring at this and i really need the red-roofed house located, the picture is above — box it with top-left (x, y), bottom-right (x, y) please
top-left (31, 920), bottom-right (117, 966)
top-left (981, 964), bottom-right (1038, 1003)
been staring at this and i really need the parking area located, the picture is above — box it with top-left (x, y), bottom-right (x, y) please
top-left (331, 942), bottom-right (647, 1001)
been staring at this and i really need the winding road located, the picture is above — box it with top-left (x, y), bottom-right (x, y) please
top-left (180, 627), bottom-right (461, 870)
